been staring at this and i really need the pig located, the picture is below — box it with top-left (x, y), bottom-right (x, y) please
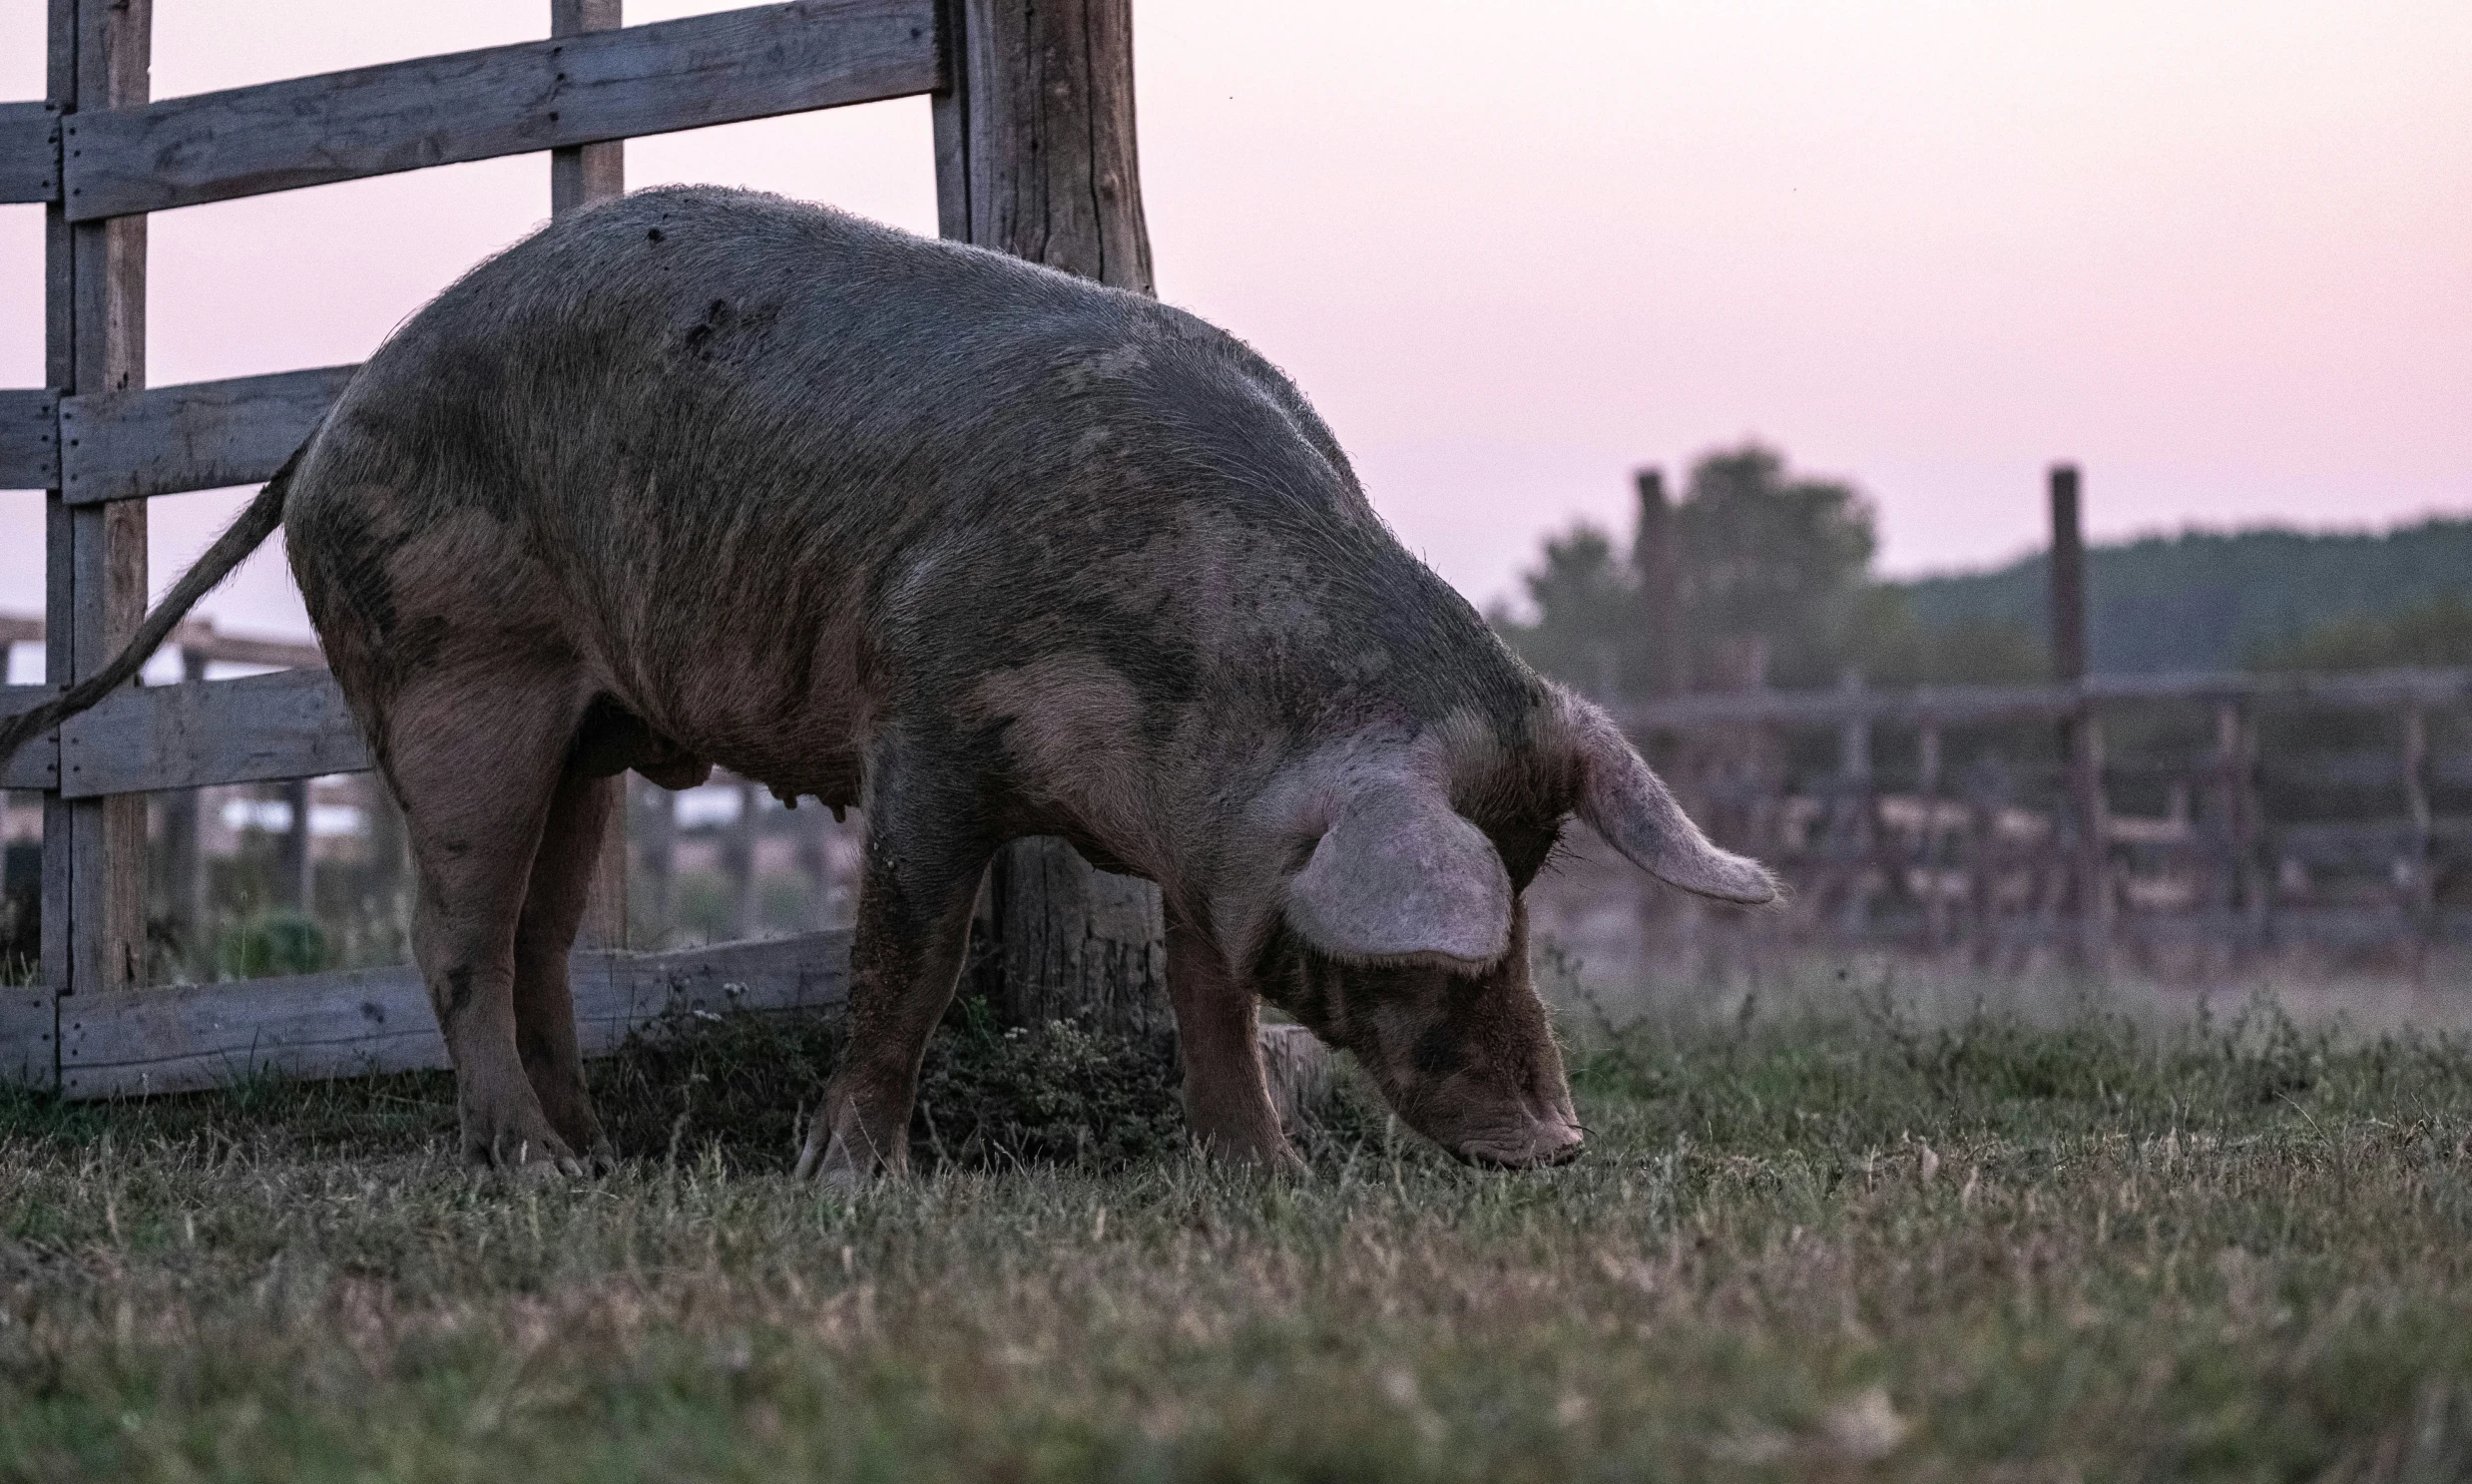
top-left (0, 186), bottom-right (1775, 1183)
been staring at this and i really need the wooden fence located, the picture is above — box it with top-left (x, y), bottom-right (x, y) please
top-left (4, 3), bottom-right (2454, 1102)
top-left (2, 0), bottom-right (1162, 1098)
top-left (1596, 666), bottom-right (2472, 973)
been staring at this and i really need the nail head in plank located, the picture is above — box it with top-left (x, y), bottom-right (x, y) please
top-left (0, 388), bottom-right (62, 489)
top-left (0, 686), bottom-right (64, 788)
top-left (0, 991), bottom-right (58, 1093)
top-left (0, 101), bottom-right (62, 205)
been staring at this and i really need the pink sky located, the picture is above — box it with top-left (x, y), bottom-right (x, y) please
top-left (2, 0), bottom-right (2467, 662)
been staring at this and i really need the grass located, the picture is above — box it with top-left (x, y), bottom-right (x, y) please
top-left (7, 991), bottom-right (2472, 1481)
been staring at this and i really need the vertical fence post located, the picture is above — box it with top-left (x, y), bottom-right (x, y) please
top-left (2212, 699), bottom-right (2266, 949)
top-left (2049, 464), bottom-right (2109, 972)
top-left (1634, 467), bottom-right (1684, 698)
top-left (2402, 703), bottom-right (2434, 936)
top-left (1835, 671), bottom-right (1873, 935)
top-left (551, 0), bottom-right (629, 948)
top-left (161, 645), bottom-right (208, 958)
top-left (278, 777), bottom-right (312, 911)
top-left (934, 0), bottom-right (1169, 1037)
top-left (550, 0), bottom-right (625, 214)
top-left (1916, 720), bottom-right (1947, 949)
top-left (45, 0), bottom-right (153, 994)
top-left (726, 775), bottom-right (759, 940)
top-left (637, 779), bottom-right (674, 946)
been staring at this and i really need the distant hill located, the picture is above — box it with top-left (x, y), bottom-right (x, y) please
top-left (1897, 519), bottom-right (2472, 675)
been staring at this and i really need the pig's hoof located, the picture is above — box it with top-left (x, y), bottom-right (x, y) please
top-left (472, 1138), bottom-right (587, 1182)
top-left (1198, 1131), bottom-right (1307, 1177)
top-left (462, 1110), bottom-right (586, 1180)
top-left (541, 1101), bottom-right (615, 1174)
top-left (792, 1109), bottom-right (901, 1190)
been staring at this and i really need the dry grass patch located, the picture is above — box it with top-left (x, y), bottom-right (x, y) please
top-left (5, 997), bottom-right (2472, 1480)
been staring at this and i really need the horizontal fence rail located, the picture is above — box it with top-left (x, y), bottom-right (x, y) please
top-left (60, 0), bottom-right (942, 221)
top-left (2, 671), bottom-right (359, 794)
top-left (1615, 668), bottom-right (2472, 732)
top-left (61, 365), bottom-right (358, 504)
top-left (0, 388), bottom-right (61, 489)
top-left (47, 929), bottom-right (850, 1099)
top-left (0, 687), bottom-right (57, 788)
top-left (58, 669), bottom-right (365, 797)
top-left (0, 101), bottom-right (60, 204)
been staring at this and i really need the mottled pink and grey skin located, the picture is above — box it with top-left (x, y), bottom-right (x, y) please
top-left (66, 187), bottom-right (1779, 1182)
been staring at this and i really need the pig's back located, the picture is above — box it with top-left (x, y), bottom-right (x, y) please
top-left (298, 185), bottom-right (1525, 770)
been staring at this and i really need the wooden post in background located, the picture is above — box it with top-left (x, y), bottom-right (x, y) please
top-left (636, 778), bottom-right (675, 945)
top-left (1633, 467), bottom-right (1685, 699)
top-left (726, 775), bottom-right (760, 940)
top-left (1916, 720), bottom-right (1948, 948)
top-left (2403, 704), bottom-right (2434, 936)
top-left (278, 777), bottom-right (312, 910)
top-left (550, 0), bottom-right (626, 214)
top-left (160, 644), bottom-right (209, 957)
top-left (46, 0), bottom-right (153, 992)
top-left (935, 0), bottom-right (1168, 1037)
top-left (552, 0), bottom-right (630, 947)
top-left (2049, 464), bottom-right (2109, 972)
top-left (1834, 671), bottom-right (1874, 935)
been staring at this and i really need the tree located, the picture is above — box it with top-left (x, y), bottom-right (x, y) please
top-left (1489, 523), bottom-right (1639, 698)
top-left (2248, 594), bottom-right (2472, 673)
top-left (1672, 445), bottom-right (1876, 689)
top-left (1496, 441), bottom-right (2048, 696)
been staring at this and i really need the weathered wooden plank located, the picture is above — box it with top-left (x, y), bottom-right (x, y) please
top-left (58, 669), bottom-right (368, 797)
top-left (0, 388), bottom-right (60, 489)
top-left (167, 619), bottom-right (324, 671)
top-left (552, 0), bottom-right (633, 954)
top-left (2261, 750), bottom-right (2408, 790)
top-left (0, 101), bottom-right (62, 205)
top-left (550, 0), bottom-right (627, 216)
top-left (0, 990), bottom-right (58, 1092)
top-left (0, 686), bottom-right (63, 788)
top-left (1620, 684), bottom-right (2080, 732)
top-left (2272, 819), bottom-right (2472, 870)
top-left (62, 0), bottom-right (155, 994)
top-left (58, 929), bottom-right (851, 1099)
top-left (41, 0), bottom-right (75, 997)
top-left (64, 0), bottom-right (942, 221)
top-left (0, 611), bottom-right (326, 669)
top-left (60, 364), bottom-right (355, 504)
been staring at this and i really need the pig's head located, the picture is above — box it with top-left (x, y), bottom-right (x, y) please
top-left (1243, 690), bottom-right (1776, 1168)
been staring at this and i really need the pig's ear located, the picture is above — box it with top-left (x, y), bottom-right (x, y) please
top-left (1283, 785), bottom-right (1513, 969)
top-left (1564, 694), bottom-right (1780, 904)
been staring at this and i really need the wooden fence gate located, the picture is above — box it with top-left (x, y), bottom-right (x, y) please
top-left (0, 0), bottom-right (1168, 1096)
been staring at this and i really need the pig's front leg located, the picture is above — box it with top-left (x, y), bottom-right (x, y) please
top-left (796, 764), bottom-right (990, 1189)
top-left (1165, 913), bottom-right (1303, 1172)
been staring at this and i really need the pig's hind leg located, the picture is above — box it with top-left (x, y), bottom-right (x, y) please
top-left (385, 664), bottom-right (593, 1176)
top-left (508, 768), bottom-right (621, 1170)
top-left (795, 744), bottom-right (992, 1188)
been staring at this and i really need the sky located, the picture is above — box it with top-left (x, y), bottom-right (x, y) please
top-left (1, 0), bottom-right (2467, 664)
